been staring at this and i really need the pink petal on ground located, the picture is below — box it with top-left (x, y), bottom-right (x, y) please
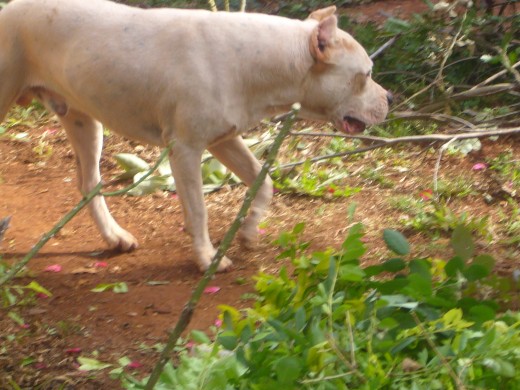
top-left (21, 324), bottom-right (30, 329)
top-left (419, 189), bottom-right (433, 201)
top-left (36, 292), bottom-right (49, 299)
top-left (35, 362), bottom-right (48, 370)
top-left (203, 286), bottom-right (221, 294)
top-left (472, 163), bottom-right (487, 171)
top-left (273, 188), bottom-right (280, 194)
top-left (44, 264), bottom-right (62, 273)
top-left (257, 228), bottom-right (267, 235)
top-left (185, 341), bottom-right (196, 349)
top-left (127, 361), bottom-right (143, 369)
top-left (94, 261), bottom-right (108, 268)
top-left (214, 318), bottom-right (223, 327)
top-left (65, 348), bottom-right (82, 354)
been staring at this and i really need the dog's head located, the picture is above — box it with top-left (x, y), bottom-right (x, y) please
top-left (300, 6), bottom-right (390, 134)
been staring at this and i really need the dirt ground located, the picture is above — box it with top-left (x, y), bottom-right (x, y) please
top-left (1, 0), bottom-right (519, 388)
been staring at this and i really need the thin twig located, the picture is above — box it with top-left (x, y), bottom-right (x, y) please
top-left (471, 60), bottom-right (520, 89)
top-left (279, 126), bottom-right (520, 170)
top-left (143, 104), bottom-right (299, 390)
top-left (369, 34), bottom-right (400, 60)
top-left (433, 136), bottom-right (459, 198)
top-left (411, 312), bottom-right (466, 389)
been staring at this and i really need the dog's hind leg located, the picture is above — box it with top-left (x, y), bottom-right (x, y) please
top-left (58, 110), bottom-right (139, 251)
top-left (208, 136), bottom-right (273, 249)
top-left (168, 142), bottom-right (233, 272)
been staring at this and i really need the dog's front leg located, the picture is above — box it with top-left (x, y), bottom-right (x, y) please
top-left (59, 110), bottom-right (138, 251)
top-left (169, 143), bottom-right (233, 272)
top-left (208, 136), bottom-right (273, 249)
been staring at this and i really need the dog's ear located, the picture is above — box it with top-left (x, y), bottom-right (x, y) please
top-left (308, 6), bottom-right (337, 22)
top-left (309, 13), bottom-right (338, 63)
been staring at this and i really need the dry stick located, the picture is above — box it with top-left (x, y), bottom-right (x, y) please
top-left (369, 34), bottom-right (400, 61)
top-left (143, 105), bottom-right (299, 390)
top-left (433, 136), bottom-right (459, 199)
top-left (279, 126), bottom-right (520, 171)
top-left (0, 143), bottom-right (175, 287)
top-left (471, 60), bottom-right (520, 89)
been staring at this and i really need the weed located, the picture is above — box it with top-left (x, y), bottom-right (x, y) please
top-left (120, 223), bottom-right (520, 388)
top-left (273, 160), bottom-right (361, 197)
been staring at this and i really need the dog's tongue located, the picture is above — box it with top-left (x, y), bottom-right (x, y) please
top-left (343, 117), bottom-right (366, 134)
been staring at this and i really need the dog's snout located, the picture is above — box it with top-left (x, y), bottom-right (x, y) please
top-left (386, 91), bottom-right (394, 106)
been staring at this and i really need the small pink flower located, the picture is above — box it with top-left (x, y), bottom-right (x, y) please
top-left (214, 318), bottom-right (223, 327)
top-left (36, 292), bottom-right (49, 299)
top-left (204, 286), bottom-right (221, 294)
top-left (21, 324), bottom-right (30, 329)
top-left (472, 163), bottom-right (487, 171)
top-left (65, 348), bottom-right (82, 354)
top-left (419, 189), bottom-right (433, 201)
top-left (257, 227), bottom-right (267, 235)
top-left (185, 341), bottom-right (196, 349)
top-left (94, 261), bottom-right (108, 268)
top-left (127, 361), bottom-right (143, 369)
top-left (35, 362), bottom-right (48, 370)
top-left (273, 188), bottom-right (280, 194)
top-left (44, 264), bottom-right (62, 273)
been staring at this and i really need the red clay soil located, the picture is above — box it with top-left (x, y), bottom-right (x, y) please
top-left (2, 0), bottom-right (519, 388)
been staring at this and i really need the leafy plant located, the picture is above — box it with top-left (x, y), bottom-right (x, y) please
top-left (273, 160), bottom-right (360, 197)
top-left (120, 223), bottom-right (519, 388)
top-left (390, 195), bottom-right (490, 238)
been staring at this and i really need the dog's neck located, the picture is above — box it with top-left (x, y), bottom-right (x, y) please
top-left (240, 20), bottom-right (318, 122)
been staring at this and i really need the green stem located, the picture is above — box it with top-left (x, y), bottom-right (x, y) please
top-left (144, 105), bottom-right (299, 390)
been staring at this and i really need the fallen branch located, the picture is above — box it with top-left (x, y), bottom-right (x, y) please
top-left (418, 83), bottom-right (518, 112)
top-left (280, 126), bottom-right (520, 170)
top-left (143, 104), bottom-right (299, 390)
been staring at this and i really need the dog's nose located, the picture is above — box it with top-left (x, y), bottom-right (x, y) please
top-left (386, 91), bottom-right (394, 106)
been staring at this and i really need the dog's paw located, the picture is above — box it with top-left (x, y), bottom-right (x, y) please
top-left (237, 224), bottom-right (258, 250)
top-left (197, 251), bottom-right (233, 273)
top-left (106, 229), bottom-right (139, 252)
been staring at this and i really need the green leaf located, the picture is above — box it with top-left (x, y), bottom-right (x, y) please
top-left (190, 330), bottom-right (211, 344)
top-left (382, 258), bottom-right (407, 273)
top-left (8, 311), bottom-right (25, 326)
top-left (473, 254), bottom-right (495, 273)
top-left (91, 282), bottom-right (128, 294)
top-left (451, 225), bottom-right (474, 260)
top-left (463, 264), bottom-right (490, 282)
top-left (341, 223), bottom-right (366, 260)
top-left (445, 256), bottom-right (465, 277)
top-left (77, 356), bottom-right (112, 371)
top-left (25, 281), bottom-right (52, 297)
top-left (113, 153), bottom-right (150, 173)
top-left (275, 356), bottom-right (302, 384)
top-left (383, 229), bottom-right (410, 255)
top-left (218, 331), bottom-right (238, 350)
top-left (468, 305), bottom-right (496, 323)
top-left (112, 282), bottom-right (129, 294)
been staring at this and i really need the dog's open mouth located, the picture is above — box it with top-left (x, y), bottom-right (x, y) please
top-left (342, 116), bottom-right (366, 134)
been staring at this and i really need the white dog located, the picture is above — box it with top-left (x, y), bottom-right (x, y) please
top-left (0, 0), bottom-right (391, 271)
